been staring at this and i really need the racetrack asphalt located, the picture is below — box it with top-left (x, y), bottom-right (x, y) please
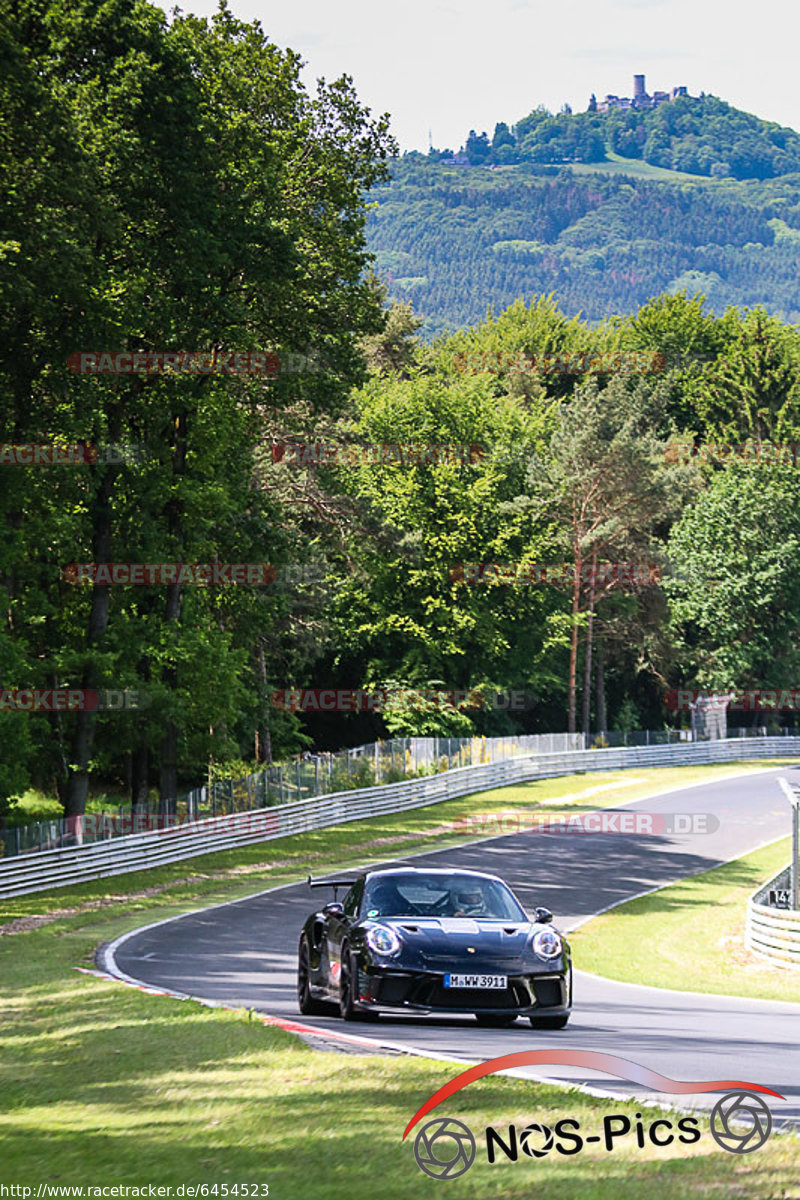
top-left (109, 766), bottom-right (800, 1127)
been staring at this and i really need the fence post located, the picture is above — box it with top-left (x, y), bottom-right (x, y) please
top-left (794, 798), bottom-right (799, 911)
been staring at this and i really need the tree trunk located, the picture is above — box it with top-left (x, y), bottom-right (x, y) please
top-left (595, 633), bottom-right (607, 733)
top-left (255, 641), bottom-right (273, 764)
top-left (64, 463), bottom-right (118, 817)
top-left (157, 408), bottom-right (187, 811)
top-left (568, 555), bottom-right (582, 734)
top-left (581, 550), bottom-right (598, 738)
top-left (159, 721), bottom-right (178, 815)
top-left (130, 742), bottom-right (149, 812)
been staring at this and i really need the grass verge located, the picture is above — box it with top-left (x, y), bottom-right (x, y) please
top-left (572, 836), bottom-right (800, 1003)
top-left (1, 900), bottom-right (799, 1196)
top-left (2, 760), bottom-right (800, 1195)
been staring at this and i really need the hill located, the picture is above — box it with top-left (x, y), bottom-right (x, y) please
top-left (432, 94), bottom-right (800, 181)
top-left (366, 158), bottom-right (800, 336)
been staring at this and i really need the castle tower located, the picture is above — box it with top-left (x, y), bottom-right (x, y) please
top-left (633, 74), bottom-right (646, 99)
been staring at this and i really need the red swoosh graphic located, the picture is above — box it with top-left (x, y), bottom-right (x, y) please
top-left (402, 1050), bottom-right (784, 1139)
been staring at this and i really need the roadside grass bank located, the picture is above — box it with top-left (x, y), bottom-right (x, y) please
top-left (2, 760), bottom-right (792, 931)
top-left (0, 905), bottom-right (798, 1197)
top-left (571, 837), bottom-right (800, 1003)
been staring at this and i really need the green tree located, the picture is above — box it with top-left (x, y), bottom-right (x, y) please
top-left (666, 465), bottom-right (800, 694)
top-left (521, 375), bottom-right (696, 732)
top-left (0, 0), bottom-right (394, 816)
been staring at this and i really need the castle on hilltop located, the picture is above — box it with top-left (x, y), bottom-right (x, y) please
top-left (590, 74), bottom-right (691, 114)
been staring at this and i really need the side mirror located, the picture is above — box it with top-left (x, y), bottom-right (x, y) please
top-left (323, 901), bottom-right (345, 917)
top-left (533, 906), bottom-right (553, 924)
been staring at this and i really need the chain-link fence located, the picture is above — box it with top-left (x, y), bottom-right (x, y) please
top-left (2, 725), bottom-right (797, 859)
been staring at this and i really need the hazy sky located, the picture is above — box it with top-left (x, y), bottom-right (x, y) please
top-left (159, 0), bottom-right (799, 152)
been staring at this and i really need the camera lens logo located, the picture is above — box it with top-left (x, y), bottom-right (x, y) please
top-left (710, 1092), bottom-right (772, 1153)
top-left (519, 1122), bottom-right (554, 1158)
top-left (413, 1117), bottom-right (476, 1179)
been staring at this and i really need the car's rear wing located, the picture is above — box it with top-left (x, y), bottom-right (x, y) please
top-left (307, 874), bottom-right (357, 897)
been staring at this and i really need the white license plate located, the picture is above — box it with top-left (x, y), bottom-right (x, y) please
top-left (444, 973), bottom-right (507, 989)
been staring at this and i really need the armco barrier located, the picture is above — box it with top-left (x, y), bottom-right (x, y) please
top-left (746, 866), bottom-right (800, 968)
top-left (1, 736), bottom-right (798, 899)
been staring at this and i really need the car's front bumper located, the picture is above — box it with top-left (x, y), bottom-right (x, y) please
top-left (354, 966), bottom-right (570, 1015)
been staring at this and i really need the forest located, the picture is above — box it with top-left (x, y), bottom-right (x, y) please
top-left (3, 0), bottom-right (800, 827)
top-left (367, 159), bottom-right (800, 336)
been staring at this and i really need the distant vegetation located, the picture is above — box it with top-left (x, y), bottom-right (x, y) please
top-left (367, 160), bottom-right (800, 336)
top-left (429, 95), bottom-right (800, 181)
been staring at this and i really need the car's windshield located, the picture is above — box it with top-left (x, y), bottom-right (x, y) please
top-left (362, 873), bottom-right (527, 921)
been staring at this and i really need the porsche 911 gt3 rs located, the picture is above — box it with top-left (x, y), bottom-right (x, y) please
top-left (297, 867), bottom-right (572, 1028)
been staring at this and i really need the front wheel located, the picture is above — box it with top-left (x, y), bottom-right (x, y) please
top-left (339, 946), bottom-right (360, 1021)
top-left (297, 937), bottom-right (331, 1016)
top-left (529, 1014), bottom-right (569, 1030)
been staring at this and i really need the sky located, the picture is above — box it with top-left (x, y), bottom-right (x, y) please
top-left (158, 0), bottom-right (800, 152)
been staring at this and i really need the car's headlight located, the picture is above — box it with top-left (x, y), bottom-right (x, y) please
top-left (366, 925), bottom-right (401, 957)
top-left (531, 928), bottom-right (562, 960)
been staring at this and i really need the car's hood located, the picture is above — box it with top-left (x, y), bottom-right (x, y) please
top-left (376, 917), bottom-right (537, 953)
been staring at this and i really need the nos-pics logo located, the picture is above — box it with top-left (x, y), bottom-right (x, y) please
top-left (403, 1052), bottom-right (781, 1180)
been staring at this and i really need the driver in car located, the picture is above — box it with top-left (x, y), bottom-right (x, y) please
top-left (365, 881), bottom-right (406, 917)
top-left (451, 883), bottom-right (488, 917)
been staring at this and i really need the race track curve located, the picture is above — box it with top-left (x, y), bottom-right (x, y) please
top-left (104, 766), bottom-right (800, 1127)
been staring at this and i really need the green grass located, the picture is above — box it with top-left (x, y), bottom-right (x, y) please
top-left (567, 150), bottom-right (714, 183)
top-left (8, 786), bottom-right (143, 826)
top-left (2, 856), bottom-right (800, 1195)
top-left (2, 759), bottom-right (798, 1195)
top-left (572, 837), bottom-right (800, 1004)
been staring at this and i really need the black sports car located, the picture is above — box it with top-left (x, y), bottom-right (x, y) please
top-left (297, 867), bottom-right (572, 1028)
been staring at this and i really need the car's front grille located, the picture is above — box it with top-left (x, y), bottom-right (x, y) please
top-left (375, 976), bottom-right (412, 1006)
top-left (415, 980), bottom-right (527, 1010)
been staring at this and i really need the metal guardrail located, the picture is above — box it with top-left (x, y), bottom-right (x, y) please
top-left (4, 726), bottom-right (791, 859)
top-left (744, 776), bottom-right (800, 968)
top-left (746, 866), bottom-right (800, 969)
top-left (2, 732), bottom-right (590, 858)
top-left (1, 735), bottom-right (799, 900)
